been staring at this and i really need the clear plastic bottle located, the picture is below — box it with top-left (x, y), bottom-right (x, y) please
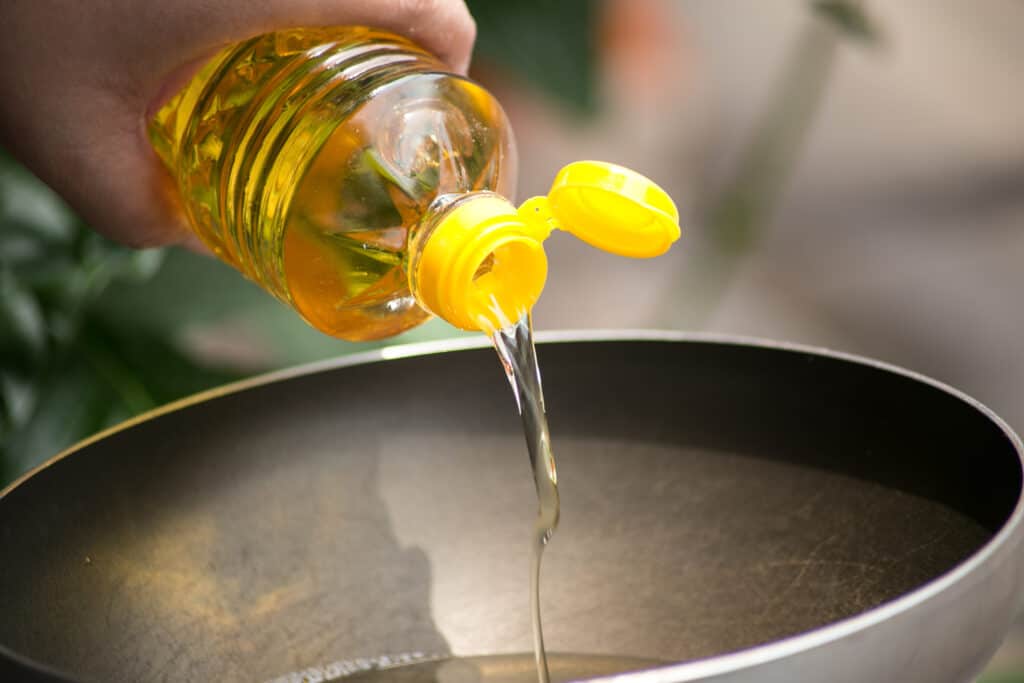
top-left (150, 27), bottom-right (680, 340)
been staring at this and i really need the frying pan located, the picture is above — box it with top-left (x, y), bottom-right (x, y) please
top-left (1, 332), bottom-right (1022, 682)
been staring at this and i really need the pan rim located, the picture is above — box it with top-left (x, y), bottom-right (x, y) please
top-left (2, 329), bottom-right (1022, 683)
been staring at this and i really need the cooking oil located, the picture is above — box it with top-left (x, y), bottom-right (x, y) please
top-left (322, 653), bottom-right (662, 683)
top-left (265, 653), bottom-right (662, 683)
top-left (149, 27), bottom-right (515, 340)
top-left (492, 314), bottom-right (559, 683)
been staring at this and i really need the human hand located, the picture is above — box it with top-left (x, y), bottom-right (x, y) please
top-left (0, 0), bottom-right (476, 250)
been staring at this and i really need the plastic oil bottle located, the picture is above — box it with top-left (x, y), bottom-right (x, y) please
top-left (149, 26), bottom-right (681, 340)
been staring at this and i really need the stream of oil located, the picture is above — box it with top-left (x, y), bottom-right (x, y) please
top-left (266, 316), bottom-right (661, 683)
top-left (490, 314), bottom-right (560, 683)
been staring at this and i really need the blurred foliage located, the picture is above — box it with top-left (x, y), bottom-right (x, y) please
top-left (468, 0), bottom-right (598, 114)
top-left (0, 150), bottom-right (243, 483)
top-left (813, 1), bottom-right (881, 44)
top-left (707, 0), bottom-right (878, 255)
top-left (706, 19), bottom-right (840, 255)
top-left (677, 0), bottom-right (877, 327)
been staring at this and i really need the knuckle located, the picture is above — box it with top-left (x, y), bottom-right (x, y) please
top-left (460, 7), bottom-right (477, 44)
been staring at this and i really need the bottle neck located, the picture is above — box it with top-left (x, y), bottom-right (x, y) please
top-left (408, 193), bottom-right (549, 334)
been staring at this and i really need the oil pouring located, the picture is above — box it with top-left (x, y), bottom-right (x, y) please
top-left (149, 26), bottom-right (680, 683)
top-left (149, 27), bottom-right (679, 340)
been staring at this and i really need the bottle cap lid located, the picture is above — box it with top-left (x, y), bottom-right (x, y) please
top-left (415, 161), bottom-right (679, 333)
top-left (546, 161), bottom-right (680, 258)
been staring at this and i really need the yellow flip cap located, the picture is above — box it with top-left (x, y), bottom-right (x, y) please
top-left (414, 161), bottom-right (680, 333)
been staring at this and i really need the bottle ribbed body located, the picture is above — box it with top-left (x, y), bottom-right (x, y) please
top-left (150, 27), bottom-right (516, 340)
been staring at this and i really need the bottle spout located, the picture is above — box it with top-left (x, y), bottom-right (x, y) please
top-left (413, 195), bottom-right (549, 334)
top-left (412, 162), bottom-right (680, 334)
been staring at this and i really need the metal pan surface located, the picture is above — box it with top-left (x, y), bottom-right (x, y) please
top-left (1, 332), bottom-right (1022, 683)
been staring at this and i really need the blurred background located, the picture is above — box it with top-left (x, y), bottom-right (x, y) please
top-left (1, 0), bottom-right (1022, 679)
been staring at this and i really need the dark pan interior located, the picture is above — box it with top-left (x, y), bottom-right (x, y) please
top-left (1, 339), bottom-right (1020, 682)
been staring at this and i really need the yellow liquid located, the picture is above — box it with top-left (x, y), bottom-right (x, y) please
top-left (150, 27), bottom-right (515, 340)
top-left (330, 654), bottom-right (662, 683)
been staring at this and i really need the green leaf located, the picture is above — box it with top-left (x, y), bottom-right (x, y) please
top-left (94, 248), bottom-right (273, 334)
top-left (467, 0), bottom-right (599, 114)
top-left (0, 268), bottom-right (47, 361)
top-left (1, 321), bottom-right (245, 481)
top-left (82, 318), bottom-right (244, 406)
top-left (120, 248), bottom-right (166, 282)
top-left (0, 160), bottom-right (77, 244)
top-left (1, 359), bottom-right (115, 475)
top-left (32, 233), bottom-right (164, 324)
top-left (0, 219), bottom-right (55, 266)
top-left (978, 674), bottom-right (1024, 683)
top-left (812, 1), bottom-right (881, 44)
top-left (0, 371), bottom-right (36, 428)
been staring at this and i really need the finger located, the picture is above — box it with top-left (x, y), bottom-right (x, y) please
top-left (138, 0), bottom-right (477, 82)
top-left (256, 0), bottom-right (478, 74)
top-left (59, 114), bottom-right (199, 250)
top-left (145, 0), bottom-right (478, 129)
